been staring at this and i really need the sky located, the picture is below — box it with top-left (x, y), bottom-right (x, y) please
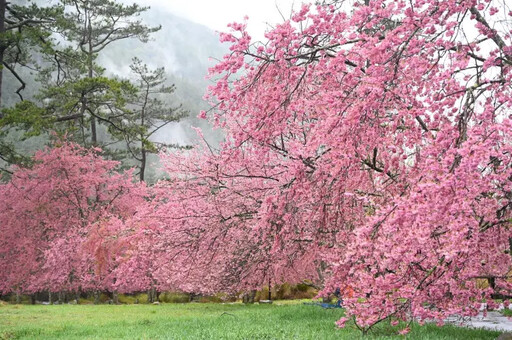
top-left (141, 0), bottom-right (310, 40)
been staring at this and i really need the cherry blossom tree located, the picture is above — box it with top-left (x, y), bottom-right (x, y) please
top-left (187, 0), bottom-right (512, 333)
top-left (155, 126), bottom-right (358, 300)
top-left (0, 141), bottom-right (144, 299)
top-left (142, 140), bottom-right (318, 295)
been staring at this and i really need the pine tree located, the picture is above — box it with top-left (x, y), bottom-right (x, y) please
top-left (0, 0), bottom-right (64, 170)
top-left (42, 0), bottom-right (161, 146)
top-left (123, 57), bottom-right (188, 182)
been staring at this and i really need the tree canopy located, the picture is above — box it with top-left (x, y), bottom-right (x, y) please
top-left (192, 0), bottom-right (512, 333)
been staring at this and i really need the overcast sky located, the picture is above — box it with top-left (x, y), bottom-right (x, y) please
top-left (142, 0), bottom-right (311, 40)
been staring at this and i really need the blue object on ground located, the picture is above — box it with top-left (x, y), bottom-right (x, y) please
top-left (303, 300), bottom-right (342, 309)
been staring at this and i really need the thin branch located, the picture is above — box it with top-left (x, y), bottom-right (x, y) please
top-left (2, 62), bottom-right (26, 101)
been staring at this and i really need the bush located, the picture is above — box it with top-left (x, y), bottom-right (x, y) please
top-left (252, 283), bottom-right (316, 302)
top-left (159, 292), bottom-right (189, 303)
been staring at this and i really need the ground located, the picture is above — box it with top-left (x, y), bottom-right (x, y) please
top-left (0, 301), bottom-right (502, 339)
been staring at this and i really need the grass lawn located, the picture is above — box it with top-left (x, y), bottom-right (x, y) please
top-left (0, 301), bottom-right (502, 339)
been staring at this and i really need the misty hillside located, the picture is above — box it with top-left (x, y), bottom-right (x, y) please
top-left (102, 9), bottom-right (226, 81)
top-left (100, 8), bottom-right (229, 146)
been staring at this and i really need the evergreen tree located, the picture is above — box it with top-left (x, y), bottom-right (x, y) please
top-left (42, 0), bottom-right (161, 146)
top-left (0, 0), bottom-right (64, 170)
top-left (124, 57), bottom-right (188, 182)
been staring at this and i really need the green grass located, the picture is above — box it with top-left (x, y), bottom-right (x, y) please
top-left (0, 302), bottom-right (502, 339)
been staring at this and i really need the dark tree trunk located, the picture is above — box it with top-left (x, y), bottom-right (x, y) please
top-left (242, 290), bottom-right (257, 304)
top-left (268, 277), bottom-right (272, 301)
top-left (147, 288), bottom-right (154, 303)
top-left (87, 19), bottom-right (97, 145)
top-left (93, 290), bottom-right (100, 304)
top-left (0, 0), bottom-right (6, 109)
top-left (90, 115), bottom-right (97, 145)
top-left (140, 148), bottom-right (146, 182)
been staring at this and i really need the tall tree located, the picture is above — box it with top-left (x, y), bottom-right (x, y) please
top-left (124, 57), bottom-right (188, 182)
top-left (41, 0), bottom-right (160, 146)
top-left (0, 1), bottom-right (63, 169)
top-left (185, 0), bottom-right (512, 335)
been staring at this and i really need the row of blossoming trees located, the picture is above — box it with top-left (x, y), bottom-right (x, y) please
top-left (1, 0), bottom-right (512, 334)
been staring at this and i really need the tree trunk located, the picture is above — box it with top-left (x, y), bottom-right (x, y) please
top-left (90, 115), bottom-right (97, 145)
top-left (140, 148), bottom-right (146, 182)
top-left (77, 17), bottom-right (97, 145)
top-left (242, 290), bottom-right (257, 304)
top-left (139, 79), bottom-right (148, 182)
top-left (113, 290), bottom-right (119, 304)
top-left (15, 292), bottom-right (21, 304)
top-left (509, 237), bottom-right (512, 258)
top-left (93, 290), bottom-right (100, 304)
top-left (147, 287), bottom-right (155, 303)
top-left (0, 0), bottom-right (6, 109)
top-left (268, 277), bottom-right (272, 301)
top-left (87, 18), bottom-right (97, 145)
top-left (49, 291), bottom-right (53, 304)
